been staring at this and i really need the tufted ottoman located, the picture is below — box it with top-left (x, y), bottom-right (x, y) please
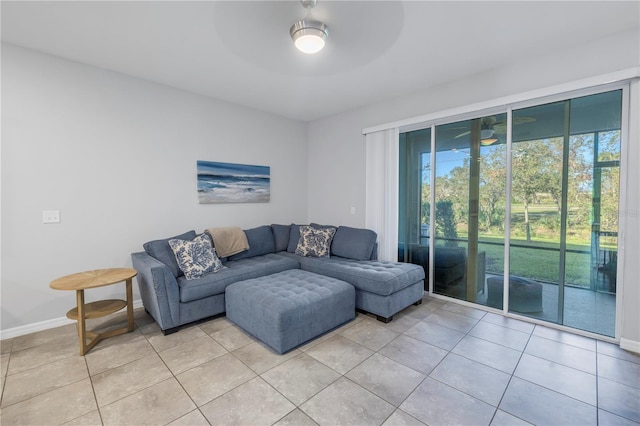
top-left (225, 269), bottom-right (355, 354)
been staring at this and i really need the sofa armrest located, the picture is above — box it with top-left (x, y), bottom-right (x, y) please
top-left (131, 251), bottom-right (180, 331)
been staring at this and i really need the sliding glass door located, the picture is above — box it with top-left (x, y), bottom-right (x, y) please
top-left (508, 90), bottom-right (622, 336)
top-left (399, 88), bottom-right (623, 337)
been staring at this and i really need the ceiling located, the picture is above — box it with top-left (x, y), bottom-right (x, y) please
top-left (2, 1), bottom-right (639, 122)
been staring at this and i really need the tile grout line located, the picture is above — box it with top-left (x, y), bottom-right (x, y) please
top-left (374, 305), bottom-right (489, 425)
top-left (0, 350), bottom-right (10, 408)
top-left (421, 310), bottom-right (510, 424)
top-left (149, 323), bottom-right (213, 426)
top-left (85, 351), bottom-right (105, 426)
top-left (87, 318), bottom-right (201, 425)
top-left (596, 340), bottom-right (601, 425)
top-left (489, 322), bottom-right (537, 425)
top-left (267, 318), bottom-right (378, 424)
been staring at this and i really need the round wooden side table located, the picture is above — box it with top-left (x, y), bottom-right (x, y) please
top-left (50, 268), bottom-right (137, 355)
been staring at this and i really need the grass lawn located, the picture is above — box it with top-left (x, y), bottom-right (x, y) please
top-left (480, 241), bottom-right (591, 286)
top-left (436, 235), bottom-right (593, 286)
top-left (511, 203), bottom-right (559, 215)
top-left (431, 203), bottom-right (616, 286)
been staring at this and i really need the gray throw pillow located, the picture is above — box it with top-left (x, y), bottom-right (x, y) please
top-left (143, 230), bottom-right (197, 277)
top-left (228, 226), bottom-right (275, 261)
top-left (331, 226), bottom-right (377, 261)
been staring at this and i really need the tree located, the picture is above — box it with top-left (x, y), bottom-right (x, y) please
top-left (479, 145), bottom-right (507, 233)
top-left (598, 131), bottom-right (621, 235)
top-left (566, 134), bottom-right (593, 241)
top-left (435, 200), bottom-right (458, 246)
top-left (511, 138), bottom-right (563, 241)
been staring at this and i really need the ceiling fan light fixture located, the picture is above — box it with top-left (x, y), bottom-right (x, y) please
top-left (480, 128), bottom-right (497, 145)
top-left (290, 20), bottom-right (328, 54)
top-left (481, 137), bottom-right (498, 146)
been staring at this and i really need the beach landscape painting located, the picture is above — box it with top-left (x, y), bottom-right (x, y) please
top-left (197, 160), bottom-right (270, 204)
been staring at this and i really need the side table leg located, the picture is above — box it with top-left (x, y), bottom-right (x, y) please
top-left (126, 278), bottom-right (134, 332)
top-left (76, 289), bottom-right (87, 355)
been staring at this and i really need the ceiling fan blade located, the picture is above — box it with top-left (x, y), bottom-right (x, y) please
top-left (494, 123), bottom-right (507, 134)
top-left (493, 116), bottom-right (536, 126)
top-left (513, 116), bottom-right (536, 125)
top-left (454, 130), bottom-right (471, 139)
top-left (492, 116), bottom-right (536, 134)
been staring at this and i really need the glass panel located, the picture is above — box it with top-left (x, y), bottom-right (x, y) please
top-left (433, 119), bottom-right (470, 299)
top-left (509, 90), bottom-right (621, 336)
top-left (433, 114), bottom-right (507, 304)
top-left (509, 102), bottom-right (565, 321)
top-left (564, 91), bottom-right (621, 336)
top-left (398, 128), bottom-right (431, 290)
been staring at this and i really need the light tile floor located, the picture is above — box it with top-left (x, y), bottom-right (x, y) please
top-left (1, 296), bottom-right (639, 425)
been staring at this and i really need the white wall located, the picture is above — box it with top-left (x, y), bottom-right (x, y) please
top-left (1, 44), bottom-right (308, 333)
top-left (307, 29), bottom-right (640, 345)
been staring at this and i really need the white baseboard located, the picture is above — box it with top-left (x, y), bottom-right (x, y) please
top-left (620, 338), bottom-right (640, 354)
top-left (0, 299), bottom-right (144, 341)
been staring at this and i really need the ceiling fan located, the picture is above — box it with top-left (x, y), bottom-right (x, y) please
top-left (454, 115), bottom-right (536, 144)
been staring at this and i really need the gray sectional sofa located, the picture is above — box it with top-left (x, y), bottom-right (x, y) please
top-left (131, 224), bottom-right (425, 340)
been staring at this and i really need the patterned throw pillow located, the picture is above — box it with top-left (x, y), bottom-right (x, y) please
top-left (168, 234), bottom-right (225, 280)
top-left (295, 225), bottom-right (337, 258)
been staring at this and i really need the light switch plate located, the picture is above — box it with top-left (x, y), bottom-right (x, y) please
top-left (43, 210), bottom-right (61, 224)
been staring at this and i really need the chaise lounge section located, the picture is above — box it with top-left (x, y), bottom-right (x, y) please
top-left (289, 254), bottom-right (424, 322)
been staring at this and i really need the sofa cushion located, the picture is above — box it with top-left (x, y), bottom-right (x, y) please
top-left (331, 226), bottom-right (377, 261)
top-left (169, 234), bottom-right (225, 280)
top-left (177, 253), bottom-right (300, 303)
top-left (299, 257), bottom-right (424, 296)
top-left (228, 226), bottom-right (275, 261)
top-left (295, 225), bottom-right (337, 258)
top-left (143, 230), bottom-right (197, 278)
top-left (287, 224), bottom-right (306, 253)
top-left (271, 224), bottom-right (291, 252)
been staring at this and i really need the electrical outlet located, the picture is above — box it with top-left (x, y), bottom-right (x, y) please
top-left (43, 210), bottom-right (61, 224)
top-left (350, 206), bottom-right (356, 215)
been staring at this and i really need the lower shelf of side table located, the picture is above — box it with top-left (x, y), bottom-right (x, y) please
top-left (66, 299), bottom-right (127, 320)
top-left (67, 298), bottom-right (134, 355)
